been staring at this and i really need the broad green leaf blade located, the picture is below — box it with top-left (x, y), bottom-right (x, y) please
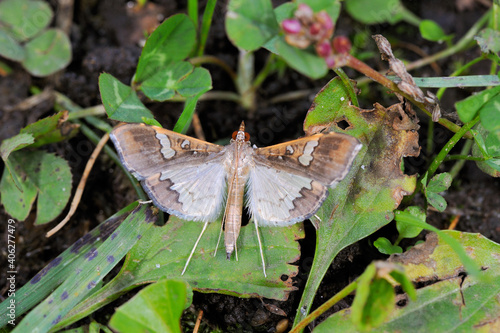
top-left (135, 14), bottom-right (196, 84)
top-left (475, 28), bottom-right (500, 53)
top-left (54, 216), bottom-right (304, 328)
top-left (226, 0), bottom-right (280, 51)
top-left (109, 280), bottom-right (192, 333)
top-left (396, 206), bottom-right (424, 239)
top-left (479, 95), bottom-right (500, 132)
top-left (294, 79), bottom-right (419, 325)
top-left (176, 67), bottom-right (212, 97)
top-left (0, 29), bottom-right (25, 61)
top-left (10, 204), bottom-right (156, 333)
top-left (298, 0), bottom-right (341, 22)
top-left (0, 133), bottom-right (34, 161)
top-left (0, 152), bottom-right (37, 221)
top-left (20, 111), bottom-right (79, 148)
top-left (0, 0), bottom-right (52, 41)
top-left (419, 20), bottom-right (449, 42)
top-left (428, 172), bottom-right (452, 192)
top-left (345, 0), bottom-right (405, 25)
top-left (472, 123), bottom-right (500, 177)
top-left (374, 237), bottom-right (402, 255)
top-left (0, 150), bottom-right (71, 224)
top-left (316, 231), bottom-right (500, 332)
top-left (303, 77), bottom-right (351, 132)
top-left (140, 61), bottom-right (193, 101)
top-left (99, 73), bottom-right (154, 123)
top-left (22, 29), bottom-right (72, 77)
top-left (0, 202), bottom-right (140, 327)
top-left (455, 85), bottom-right (500, 124)
top-left (425, 191), bottom-right (447, 212)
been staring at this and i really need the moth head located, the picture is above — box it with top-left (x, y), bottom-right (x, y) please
top-left (232, 121), bottom-right (250, 143)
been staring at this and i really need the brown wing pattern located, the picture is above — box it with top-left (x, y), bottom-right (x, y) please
top-left (254, 132), bottom-right (362, 186)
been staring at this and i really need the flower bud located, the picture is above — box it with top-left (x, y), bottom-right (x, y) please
top-left (316, 40), bottom-right (332, 57)
top-left (333, 36), bottom-right (352, 54)
top-left (282, 19), bottom-right (302, 34)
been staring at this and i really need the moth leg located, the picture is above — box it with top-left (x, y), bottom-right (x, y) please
top-left (213, 217), bottom-right (225, 257)
top-left (254, 218), bottom-right (267, 277)
top-left (182, 221), bottom-right (210, 275)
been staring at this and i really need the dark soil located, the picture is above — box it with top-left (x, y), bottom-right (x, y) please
top-left (1, 1), bottom-right (499, 332)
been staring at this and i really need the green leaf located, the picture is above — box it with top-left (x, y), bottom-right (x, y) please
top-left (479, 95), bottom-right (500, 132)
top-left (426, 191), bottom-right (447, 212)
top-left (273, 37), bottom-right (328, 79)
top-left (396, 206), bottom-right (424, 239)
top-left (0, 132), bottom-right (34, 191)
top-left (0, 150), bottom-right (72, 224)
top-left (475, 28), bottom-right (500, 53)
top-left (140, 61), bottom-right (193, 101)
top-left (303, 77), bottom-right (351, 131)
top-left (176, 67), bottom-right (212, 97)
top-left (20, 111), bottom-right (79, 148)
top-left (394, 212), bottom-right (480, 275)
top-left (109, 280), bottom-right (192, 333)
top-left (294, 80), bottom-right (418, 325)
top-left (345, 0), bottom-right (405, 25)
top-left (22, 29), bottom-right (72, 77)
top-left (1, 204), bottom-right (156, 332)
top-left (226, 0), bottom-right (280, 51)
top-left (0, 203), bottom-right (140, 327)
top-left (99, 73), bottom-right (154, 123)
top-left (316, 231), bottom-right (496, 332)
top-left (472, 124), bottom-right (500, 176)
top-left (419, 20), bottom-right (449, 42)
top-left (0, 0), bottom-right (53, 41)
top-left (298, 0), bottom-right (341, 22)
top-left (50, 217), bottom-right (304, 328)
top-left (351, 263), bottom-right (402, 331)
top-left (0, 133), bottom-right (34, 161)
top-left (426, 172), bottom-right (452, 193)
top-left (424, 173), bottom-right (451, 212)
top-left (455, 85), bottom-right (500, 124)
top-left (374, 237), bottom-right (402, 255)
top-left (0, 29), bottom-right (25, 61)
top-left (135, 14), bottom-right (196, 84)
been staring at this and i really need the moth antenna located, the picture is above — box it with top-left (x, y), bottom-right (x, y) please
top-left (182, 221), bottom-right (209, 275)
top-left (254, 218), bottom-right (267, 277)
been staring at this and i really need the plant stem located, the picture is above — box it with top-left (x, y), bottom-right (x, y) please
top-left (187, 0), bottom-right (198, 30)
top-left (190, 55), bottom-right (237, 83)
top-left (405, 9), bottom-right (491, 71)
top-left (346, 55), bottom-right (467, 137)
top-left (436, 57), bottom-right (486, 100)
top-left (197, 0), bottom-right (217, 56)
top-left (426, 115), bottom-right (480, 179)
top-left (290, 281), bottom-right (358, 333)
top-left (447, 139), bottom-right (474, 179)
top-left (252, 53), bottom-right (276, 91)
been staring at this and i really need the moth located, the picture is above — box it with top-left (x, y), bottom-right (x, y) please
top-left (110, 122), bottom-right (362, 276)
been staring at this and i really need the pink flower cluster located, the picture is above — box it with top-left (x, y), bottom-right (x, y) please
top-left (281, 4), bottom-right (351, 67)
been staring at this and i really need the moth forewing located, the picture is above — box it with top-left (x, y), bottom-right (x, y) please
top-left (254, 132), bottom-right (362, 186)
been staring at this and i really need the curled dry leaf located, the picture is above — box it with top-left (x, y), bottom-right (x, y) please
top-left (372, 34), bottom-right (441, 122)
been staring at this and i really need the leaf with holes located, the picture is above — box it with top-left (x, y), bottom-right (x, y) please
top-left (294, 77), bottom-right (420, 325)
top-left (316, 231), bottom-right (500, 332)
